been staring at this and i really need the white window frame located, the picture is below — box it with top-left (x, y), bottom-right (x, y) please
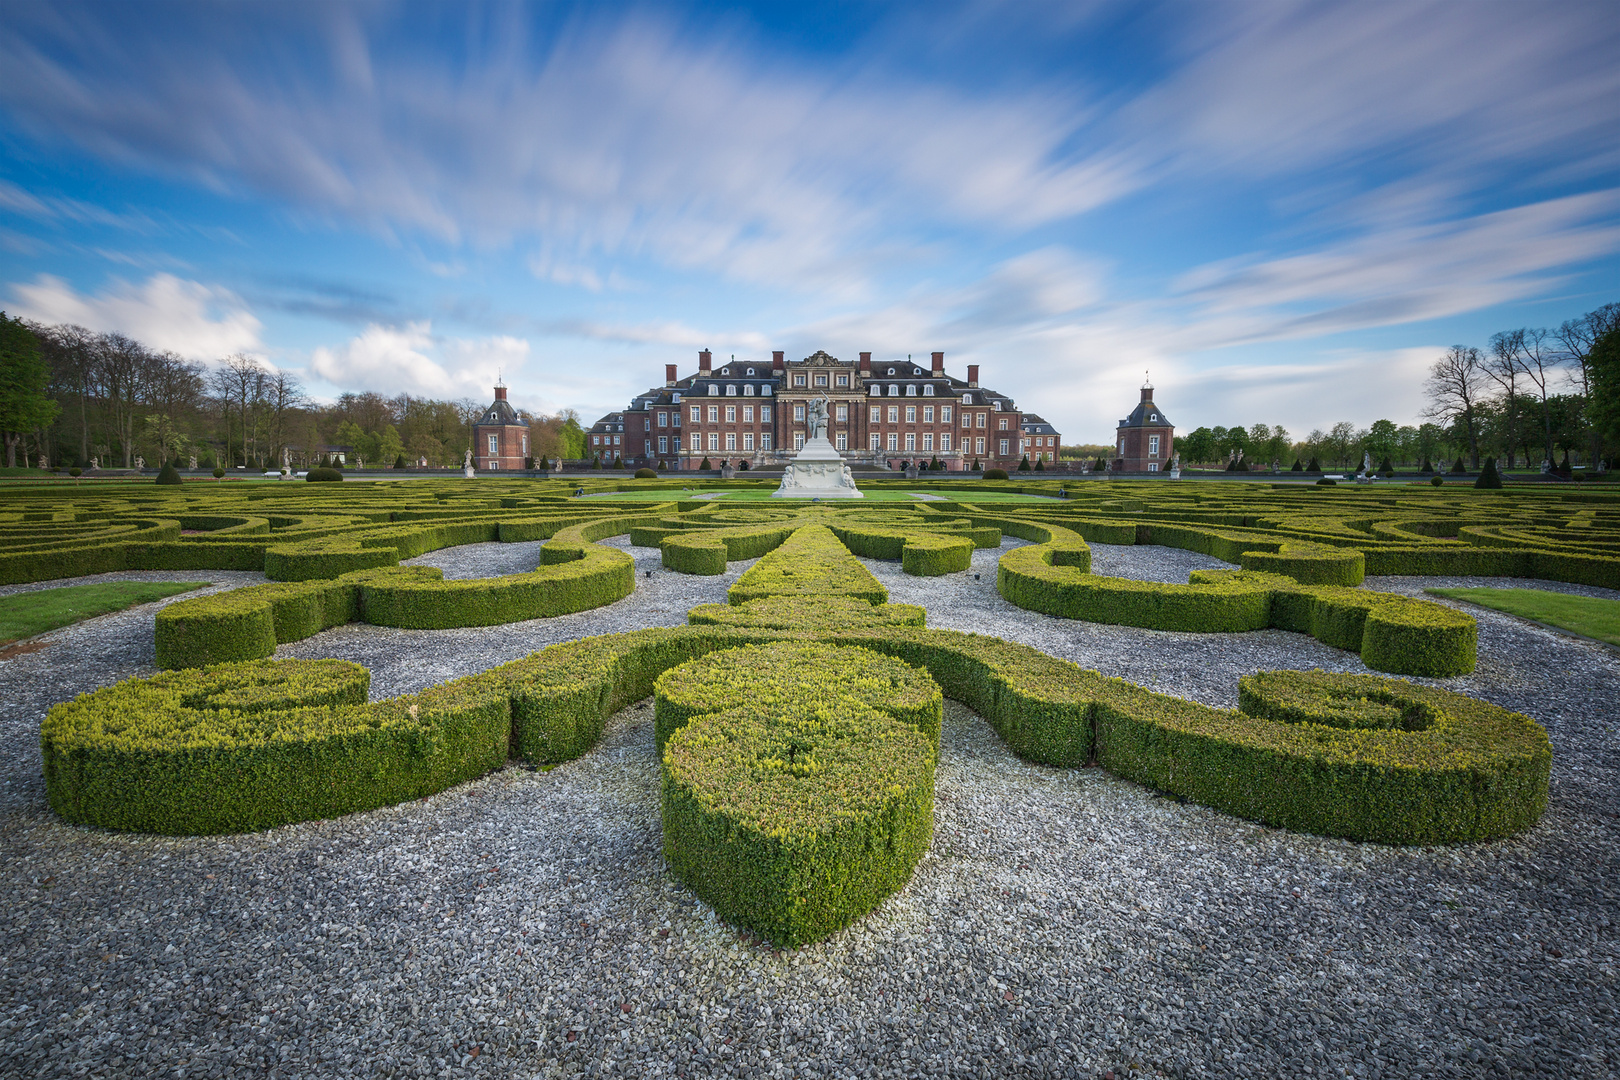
top-left (794, 432), bottom-right (805, 450)
top-left (835, 432), bottom-right (847, 450)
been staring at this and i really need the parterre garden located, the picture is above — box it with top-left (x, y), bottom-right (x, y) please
top-left (12, 476), bottom-right (1618, 947)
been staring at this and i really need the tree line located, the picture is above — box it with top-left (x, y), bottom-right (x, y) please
top-left (1173, 301), bottom-right (1619, 472)
top-left (0, 316), bottom-right (587, 471)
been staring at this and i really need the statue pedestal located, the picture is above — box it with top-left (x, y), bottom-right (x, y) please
top-left (464, 466), bottom-right (476, 479)
top-left (772, 438), bottom-right (863, 498)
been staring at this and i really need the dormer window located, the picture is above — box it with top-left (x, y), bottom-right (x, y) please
top-left (962, 394), bottom-right (973, 405)
top-left (923, 384), bottom-right (934, 396)
top-left (722, 367), bottom-right (731, 375)
top-left (672, 393), bottom-right (682, 403)
top-left (1151, 412), bottom-right (1158, 421)
top-left (887, 367), bottom-right (895, 375)
top-left (726, 385), bottom-right (736, 396)
top-left (761, 385), bottom-right (772, 396)
top-left (905, 384), bottom-right (916, 396)
top-left (744, 384), bottom-right (755, 396)
top-left (708, 385), bottom-right (718, 396)
top-left (746, 367), bottom-right (755, 376)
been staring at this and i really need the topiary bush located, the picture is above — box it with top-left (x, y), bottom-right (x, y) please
top-left (1451, 457), bottom-right (1468, 474)
top-left (305, 467), bottom-right (344, 482)
top-left (635, 467), bottom-right (658, 478)
top-left (1306, 456), bottom-right (1321, 472)
top-left (983, 467), bottom-right (1010, 480)
top-left (1291, 459), bottom-right (1304, 472)
top-left (1316, 478), bottom-right (1336, 486)
top-left (699, 457), bottom-right (712, 470)
top-left (155, 463), bottom-right (182, 485)
top-left (1475, 457), bottom-right (1504, 489)
top-left (1431, 475), bottom-right (1445, 487)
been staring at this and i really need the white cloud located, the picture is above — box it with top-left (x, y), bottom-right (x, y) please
top-left (6, 272), bottom-right (262, 360)
top-left (309, 322), bottom-right (531, 402)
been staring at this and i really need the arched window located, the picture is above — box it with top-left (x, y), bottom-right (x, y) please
top-left (923, 384), bottom-right (935, 396)
top-left (708, 385), bottom-right (718, 396)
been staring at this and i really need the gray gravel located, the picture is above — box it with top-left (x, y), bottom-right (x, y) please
top-left (1, 538), bottom-right (1616, 1078)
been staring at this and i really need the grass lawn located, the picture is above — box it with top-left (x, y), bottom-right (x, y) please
top-left (583, 487), bottom-right (1058, 502)
top-left (0, 581), bottom-right (211, 645)
top-left (1425, 587), bottom-right (1620, 648)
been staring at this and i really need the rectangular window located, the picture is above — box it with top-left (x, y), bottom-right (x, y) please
top-left (871, 406), bottom-right (881, 423)
top-left (940, 433), bottom-right (951, 453)
top-left (794, 404), bottom-right (806, 421)
top-left (642, 419), bottom-right (649, 432)
top-left (887, 406), bottom-right (899, 423)
top-left (794, 432), bottom-right (805, 450)
top-left (961, 412), bottom-right (971, 428)
top-left (614, 435), bottom-right (620, 445)
top-left (922, 433), bottom-right (933, 451)
top-left (976, 413), bottom-right (986, 428)
top-left (726, 433), bottom-right (736, 451)
top-left (835, 374), bottom-right (848, 387)
top-left (760, 433), bottom-right (771, 450)
top-left (999, 439), bottom-right (1009, 456)
top-left (904, 433), bottom-right (916, 451)
top-left (905, 406), bottom-right (916, 423)
top-left (942, 406), bottom-right (952, 423)
top-left (794, 375), bottom-right (807, 386)
top-left (870, 433), bottom-right (881, 451)
top-left (658, 436), bottom-right (668, 453)
top-left (743, 432), bottom-right (755, 451)
top-left (708, 433), bottom-right (719, 452)
top-left (975, 437), bottom-right (985, 455)
top-left (887, 433), bottom-right (898, 451)
top-left (1119, 437), bottom-right (1125, 454)
top-left (743, 405), bottom-right (754, 422)
top-left (690, 405), bottom-right (700, 422)
top-left (658, 412), bottom-right (668, 427)
top-left (1148, 435), bottom-right (1160, 456)
top-left (708, 405), bottom-right (719, 422)
top-left (835, 403), bottom-right (847, 421)
top-left (835, 432), bottom-right (847, 450)
top-left (922, 406), bottom-right (933, 423)
top-left (725, 405), bottom-right (736, 422)
top-left (1148, 462), bottom-right (1159, 472)
top-left (814, 374), bottom-right (827, 386)
top-left (998, 418), bottom-right (1009, 430)
top-left (673, 436), bottom-right (681, 452)
top-left (488, 434), bottom-right (498, 454)
top-left (760, 405), bottom-right (771, 422)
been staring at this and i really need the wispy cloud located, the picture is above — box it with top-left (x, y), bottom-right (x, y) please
top-left (309, 322), bottom-right (531, 403)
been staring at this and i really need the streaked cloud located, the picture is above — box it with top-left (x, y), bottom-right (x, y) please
top-left (6, 272), bottom-right (263, 361)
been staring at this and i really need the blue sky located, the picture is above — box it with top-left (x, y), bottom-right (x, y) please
top-left (2, 0), bottom-right (1616, 443)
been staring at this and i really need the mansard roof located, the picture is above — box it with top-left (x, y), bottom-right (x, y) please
top-left (1118, 396), bottom-right (1172, 429)
top-left (476, 398), bottom-right (526, 427)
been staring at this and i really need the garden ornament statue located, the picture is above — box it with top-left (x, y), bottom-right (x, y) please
top-left (463, 449), bottom-right (475, 478)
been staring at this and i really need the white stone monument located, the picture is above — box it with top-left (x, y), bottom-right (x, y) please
top-left (772, 396), bottom-right (863, 499)
top-left (463, 448), bottom-right (476, 478)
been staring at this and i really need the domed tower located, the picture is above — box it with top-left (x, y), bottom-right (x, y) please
top-left (1113, 377), bottom-right (1174, 473)
top-left (472, 384), bottom-right (531, 470)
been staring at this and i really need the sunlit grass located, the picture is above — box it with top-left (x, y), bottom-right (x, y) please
top-left (0, 581), bottom-right (210, 645)
top-left (1425, 587), bottom-right (1620, 648)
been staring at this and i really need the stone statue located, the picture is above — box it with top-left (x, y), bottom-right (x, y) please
top-left (134, 456), bottom-right (145, 470)
top-left (37, 453), bottom-right (47, 469)
top-left (463, 448), bottom-right (476, 478)
top-left (280, 447), bottom-right (292, 478)
top-left (806, 396), bottom-right (830, 442)
top-left (189, 453), bottom-right (198, 470)
top-left (90, 456), bottom-right (99, 471)
top-left (1361, 451), bottom-right (1372, 474)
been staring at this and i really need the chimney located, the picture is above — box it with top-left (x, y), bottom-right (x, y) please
top-left (698, 349), bottom-right (712, 373)
top-left (665, 364), bottom-right (678, 387)
top-left (967, 365), bottom-right (979, 388)
top-left (1141, 386), bottom-right (1154, 403)
top-left (494, 386), bottom-right (507, 401)
top-left (859, 351), bottom-right (872, 373)
top-left (931, 351), bottom-right (944, 374)
top-left (772, 350), bottom-right (785, 371)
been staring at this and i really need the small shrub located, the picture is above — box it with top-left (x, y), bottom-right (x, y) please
top-left (1474, 457), bottom-right (1504, 489)
top-left (1035, 458), bottom-right (1046, 472)
top-left (68, 467), bottom-right (82, 478)
top-left (972, 459), bottom-right (982, 471)
top-left (613, 456), bottom-right (624, 469)
top-left (635, 468), bottom-right (658, 478)
top-left (1018, 455), bottom-right (1031, 472)
top-left (212, 467), bottom-right (226, 479)
top-left (1316, 478), bottom-right (1337, 486)
top-left (155, 463), bottom-right (182, 485)
top-left (1430, 475), bottom-right (1444, 487)
top-left (305, 467), bottom-right (344, 482)
top-left (700, 457), bottom-right (712, 470)
top-left (983, 467), bottom-right (1010, 480)
top-left (393, 454), bottom-right (407, 469)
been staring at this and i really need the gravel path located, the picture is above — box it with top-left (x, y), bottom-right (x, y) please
top-left (1, 539), bottom-right (1616, 1078)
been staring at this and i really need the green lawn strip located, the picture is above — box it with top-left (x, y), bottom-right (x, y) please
top-left (1424, 587), bottom-right (1620, 647)
top-left (0, 581), bottom-right (211, 644)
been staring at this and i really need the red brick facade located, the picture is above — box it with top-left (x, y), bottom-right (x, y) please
top-left (1113, 385), bottom-right (1174, 473)
top-left (472, 387), bottom-right (531, 470)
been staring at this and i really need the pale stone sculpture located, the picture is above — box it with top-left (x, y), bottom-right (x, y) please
top-left (463, 448), bottom-right (476, 478)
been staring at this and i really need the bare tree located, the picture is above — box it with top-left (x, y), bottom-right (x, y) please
top-left (453, 398), bottom-right (484, 456)
top-left (1496, 327), bottom-right (1564, 466)
top-left (215, 354), bottom-right (266, 467)
top-left (265, 368), bottom-right (307, 464)
top-left (1423, 345), bottom-right (1485, 468)
top-left (1554, 302), bottom-right (1620, 463)
top-left (96, 332), bottom-right (152, 467)
top-left (1483, 331), bottom-right (1528, 468)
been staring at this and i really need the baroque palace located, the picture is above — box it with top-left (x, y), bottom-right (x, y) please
top-left (588, 349), bottom-right (1061, 471)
